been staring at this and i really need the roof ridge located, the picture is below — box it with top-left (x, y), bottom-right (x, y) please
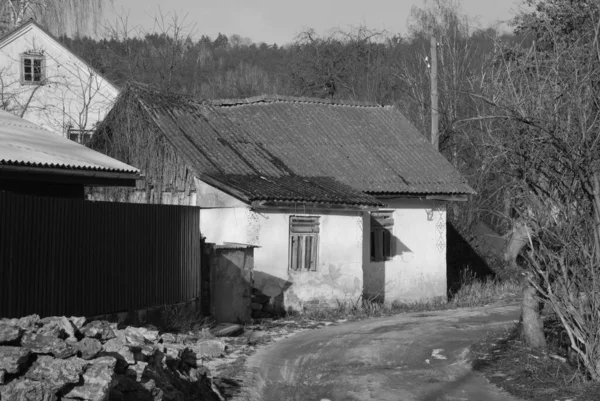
top-left (209, 94), bottom-right (385, 108)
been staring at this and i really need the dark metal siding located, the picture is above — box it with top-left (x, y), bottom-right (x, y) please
top-left (0, 191), bottom-right (202, 318)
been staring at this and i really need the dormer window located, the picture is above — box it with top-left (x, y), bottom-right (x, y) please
top-left (21, 52), bottom-right (45, 84)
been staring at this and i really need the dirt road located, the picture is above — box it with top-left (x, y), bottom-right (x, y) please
top-left (234, 304), bottom-right (522, 401)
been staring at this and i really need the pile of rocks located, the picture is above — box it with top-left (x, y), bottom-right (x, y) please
top-left (0, 315), bottom-right (224, 401)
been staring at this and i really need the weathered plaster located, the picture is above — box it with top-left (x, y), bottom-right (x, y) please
top-left (363, 198), bottom-right (447, 304)
top-left (197, 179), bottom-right (448, 311)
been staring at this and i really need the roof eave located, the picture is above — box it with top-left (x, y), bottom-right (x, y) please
top-left (0, 164), bottom-right (140, 187)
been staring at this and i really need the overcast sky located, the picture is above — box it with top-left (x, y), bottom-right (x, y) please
top-left (109, 0), bottom-right (522, 45)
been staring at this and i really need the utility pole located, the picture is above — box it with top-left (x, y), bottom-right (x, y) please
top-left (430, 36), bottom-right (439, 151)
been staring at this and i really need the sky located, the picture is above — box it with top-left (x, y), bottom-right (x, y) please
top-left (108, 0), bottom-right (522, 45)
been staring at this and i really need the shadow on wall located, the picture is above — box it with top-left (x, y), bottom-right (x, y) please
top-left (446, 222), bottom-right (496, 296)
top-left (362, 233), bottom-right (412, 304)
top-left (250, 271), bottom-right (292, 319)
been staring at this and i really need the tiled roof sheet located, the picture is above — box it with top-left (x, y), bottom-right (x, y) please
top-left (0, 110), bottom-right (139, 174)
top-left (126, 85), bottom-right (472, 205)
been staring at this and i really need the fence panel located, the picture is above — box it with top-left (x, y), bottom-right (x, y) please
top-left (0, 191), bottom-right (202, 318)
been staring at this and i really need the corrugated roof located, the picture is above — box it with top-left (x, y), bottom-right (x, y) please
top-left (0, 110), bottom-right (139, 174)
top-left (110, 84), bottom-right (473, 206)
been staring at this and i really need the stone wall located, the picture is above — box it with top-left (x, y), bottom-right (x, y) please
top-left (0, 315), bottom-right (223, 401)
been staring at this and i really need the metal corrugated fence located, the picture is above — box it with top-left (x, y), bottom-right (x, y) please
top-left (0, 191), bottom-right (202, 318)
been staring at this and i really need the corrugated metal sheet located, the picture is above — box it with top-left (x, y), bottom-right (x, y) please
top-left (0, 191), bottom-right (202, 318)
top-left (105, 84), bottom-right (473, 206)
top-left (0, 110), bottom-right (138, 174)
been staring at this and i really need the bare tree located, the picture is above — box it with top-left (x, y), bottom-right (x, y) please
top-left (0, 0), bottom-right (112, 37)
top-left (473, 0), bottom-right (600, 365)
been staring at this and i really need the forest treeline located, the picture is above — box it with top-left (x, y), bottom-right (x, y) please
top-left (57, 6), bottom-right (520, 141)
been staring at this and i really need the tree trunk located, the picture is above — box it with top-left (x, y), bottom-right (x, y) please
top-left (504, 221), bottom-right (547, 348)
top-left (518, 273), bottom-right (547, 348)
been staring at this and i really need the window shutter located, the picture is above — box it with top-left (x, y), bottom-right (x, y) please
top-left (370, 211), bottom-right (394, 262)
top-left (289, 216), bottom-right (319, 271)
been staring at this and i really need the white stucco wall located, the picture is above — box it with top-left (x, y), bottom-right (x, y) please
top-left (200, 204), bottom-right (364, 312)
top-left (197, 181), bottom-right (448, 310)
top-left (363, 198), bottom-right (447, 304)
top-left (0, 24), bottom-right (118, 135)
top-left (197, 180), bottom-right (363, 311)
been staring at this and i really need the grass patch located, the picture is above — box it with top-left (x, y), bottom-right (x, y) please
top-left (158, 303), bottom-right (214, 333)
top-left (288, 276), bottom-right (521, 322)
top-left (449, 274), bottom-right (521, 308)
top-left (470, 316), bottom-right (600, 401)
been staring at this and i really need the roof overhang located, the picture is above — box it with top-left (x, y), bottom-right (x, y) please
top-left (0, 165), bottom-right (140, 187)
top-left (250, 200), bottom-right (382, 213)
top-left (370, 193), bottom-right (471, 202)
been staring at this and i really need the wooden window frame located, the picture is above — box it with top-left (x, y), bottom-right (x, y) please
top-left (21, 52), bottom-right (45, 85)
top-left (289, 216), bottom-right (319, 272)
top-left (370, 211), bottom-right (394, 262)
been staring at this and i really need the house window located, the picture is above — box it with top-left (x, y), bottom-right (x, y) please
top-left (21, 52), bottom-right (45, 84)
top-left (370, 211), bottom-right (394, 261)
top-left (289, 216), bottom-right (319, 272)
top-left (67, 128), bottom-right (93, 145)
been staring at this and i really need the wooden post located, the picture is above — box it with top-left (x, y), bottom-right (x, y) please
top-left (430, 36), bottom-right (439, 151)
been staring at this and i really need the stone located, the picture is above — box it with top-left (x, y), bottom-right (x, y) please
top-left (188, 366), bottom-right (210, 382)
top-left (210, 324), bottom-right (244, 337)
top-left (126, 361), bottom-right (147, 382)
top-left (0, 322), bottom-right (22, 344)
top-left (122, 327), bottom-right (147, 347)
top-left (81, 320), bottom-right (115, 341)
top-left (0, 318), bottom-right (18, 326)
top-left (16, 314), bottom-right (41, 330)
top-left (187, 340), bottom-right (225, 361)
top-left (134, 327), bottom-right (160, 343)
top-left (160, 333), bottom-right (177, 343)
top-left (73, 337), bottom-right (102, 360)
top-left (69, 316), bottom-right (87, 330)
top-left (0, 345), bottom-right (31, 374)
top-left (111, 375), bottom-right (154, 401)
top-left (25, 355), bottom-right (87, 393)
top-left (40, 316), bottom-right (77, 339)
top-left (62, 356), bottom-right (116, 401)
top-left (250, 302), bottom-right (263, 311)
top-left (103, 338), bottom-right (135, 365)
top-left (162, 343), bottom-right (185, 360)
top-left (0, 378), bottom-right (57, 401)
top-left (21, 332), bottom-right (76, 359)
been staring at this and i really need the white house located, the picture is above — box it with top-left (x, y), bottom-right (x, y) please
top-left (0, 19), bottom-right (118, 143)
top-left (91, 84), bottom-right (474, 314)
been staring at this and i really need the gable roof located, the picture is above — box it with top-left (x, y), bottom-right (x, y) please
top-left (97, 84), bottom-right (473, 206)
top-left (0, 19), bottom-right (118, 93)
top-left (0, 110), bottom-right (139, 183)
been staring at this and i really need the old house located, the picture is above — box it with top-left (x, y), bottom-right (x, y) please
top-left (0, 19), bottom-right (118, 142)
top-left (0, 109), bottom-right (138, 198)
top-left (91, 83), bottom-right (474, 313)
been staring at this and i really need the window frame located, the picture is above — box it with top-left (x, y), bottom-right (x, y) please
top-left (370, 211), bottom-right (394, 262)
top-left (21, 52), bottom-right (45, 85)
top-left (288, 215), bottom-right (320, 272)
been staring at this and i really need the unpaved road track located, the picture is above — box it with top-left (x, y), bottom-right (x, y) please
top-left (234, 304), bottom-right (523, 401)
